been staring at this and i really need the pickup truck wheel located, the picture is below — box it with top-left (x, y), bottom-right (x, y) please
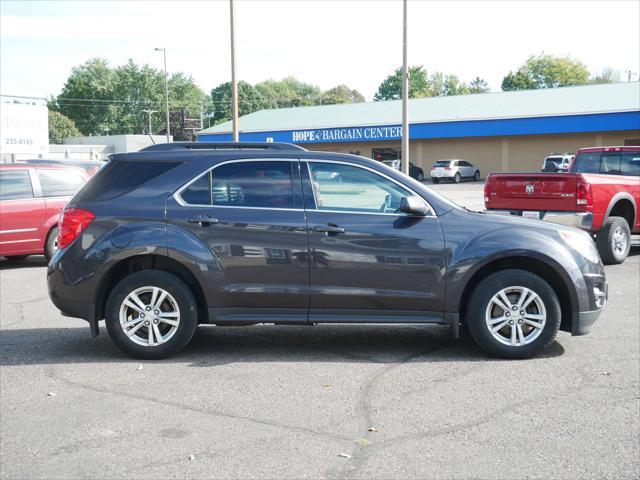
top-left (466, 269), bottom-right (560, 359)
top-left (431, 178), bottom-right (440, 184)
top-left (105, 271), bottom-right (198, 359)
top-left (596, 216), bottom-right (631, 265)
top-left (454, 173), bottom-right (461, 183)
top-left (44, 227), bottom-right (58, 261)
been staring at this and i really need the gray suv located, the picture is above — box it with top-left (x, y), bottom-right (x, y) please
top-left (47, 142), bottom-right (606, 360)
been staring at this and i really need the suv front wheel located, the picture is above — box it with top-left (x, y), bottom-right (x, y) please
top-left (466, 269), bottom-right (560, 359)
top-left (105, 271), bottom-right (198, 359)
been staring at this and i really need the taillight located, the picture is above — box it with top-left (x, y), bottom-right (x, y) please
top-left (444, 166), bottom-right (451, 170)
top-left (576, 181), bottom-right (593, 207)
top-left (484, 179), bottom-right (491, 204)
top-left (58, 208), bottom-right (95, 249)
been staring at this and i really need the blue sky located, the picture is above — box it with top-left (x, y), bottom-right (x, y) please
top-left (2, 0), bottom-right (639, 101)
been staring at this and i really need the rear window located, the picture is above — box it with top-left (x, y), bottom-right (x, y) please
top-left (0, 170), bottom-right (33, 201)
top-left (573, 151), bottom-right (640, 176)
top-left (433, 161), bottom-right (450, 167)
top-left (38, 169), bottom-right (85, 197)
top-left (78, 161), bottom-right (180, 202)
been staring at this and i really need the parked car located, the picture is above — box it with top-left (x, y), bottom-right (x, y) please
top-left (431, 159), bottom-right (480, 183)
top-left (542, 153), bottom-right (574, 172)
top-left (20, 159), bottom-right (105, 177)
top-left (485, 146), bottom-right (640, 264)
top-left (48, 142), bottom-right (606, 360)
top-left (381, 160), bottom-right (425, 181)
top-left (0, 164), bottom-right (88, 260)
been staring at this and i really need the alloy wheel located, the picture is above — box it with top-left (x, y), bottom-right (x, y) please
top-left (485, 286), bottom-right (546, 347)
top-left (611, 226), bottom-right (628, 257)
top-left (119, 286), bottom-right (181, 347)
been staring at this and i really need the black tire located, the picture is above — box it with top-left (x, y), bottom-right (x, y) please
top-left (466, 269), bottom-right (561, 359)
top-left (416, 171), bottom-right (424, 181)
top-left (431, 178), bottom-right (440, 184)
top-left (596, 216), bottom-right (631, 265)
top-left (473, 171), bottom-right (480, 182)
top-left (44, 226), bottom-right (58, 261)
top-left (454, 173), bottom-right (461, 183)
top-left (105, 270), bottom-right (198, 359)
top-left (5, 255), bottom-right (29, 261)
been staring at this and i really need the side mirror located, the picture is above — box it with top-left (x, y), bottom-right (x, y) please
top-left (399, 195), bottom-right (429, 216)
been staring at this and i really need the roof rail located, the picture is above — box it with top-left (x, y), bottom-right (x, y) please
top-left (139, 142), bottom-right (306, 152)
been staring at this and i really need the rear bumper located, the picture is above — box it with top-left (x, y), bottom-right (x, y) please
top-left (487, 210), bottom-right (593, 230)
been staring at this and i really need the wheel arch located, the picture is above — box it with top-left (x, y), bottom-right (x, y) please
top-left (604, 193), bottom-right (636, 229)
top-left (458, 255), bottom-right (578, 333)
top-left (95, 254), bottom-right (208, 324)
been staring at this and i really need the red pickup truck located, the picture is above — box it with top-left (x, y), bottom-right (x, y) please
top-left (0, 164), bottom-right (87, 261)
top-left (485, 146), bottom-right (640, 264)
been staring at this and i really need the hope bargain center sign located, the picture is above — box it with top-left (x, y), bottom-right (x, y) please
top-left (291, 125), bottom-right (403, 143)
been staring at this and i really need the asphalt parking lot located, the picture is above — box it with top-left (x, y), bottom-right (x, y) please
top-left (1, 182), bottom-right (638, 480)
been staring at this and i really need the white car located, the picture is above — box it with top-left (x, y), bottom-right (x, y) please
top-left (542, 153), bottom-right (574, 172)
top-left (430, 159), bottom-right (480, 183)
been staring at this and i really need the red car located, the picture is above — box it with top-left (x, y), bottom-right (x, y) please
top-left (0, 164), bottom-right (87, 261)
top-left (485, 146), bottom-right (640, 264)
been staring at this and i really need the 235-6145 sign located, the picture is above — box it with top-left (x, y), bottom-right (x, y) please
top-left (0, 103), bottom-right (48, 155)
top-left (292, 125), bottom-right (403, 143)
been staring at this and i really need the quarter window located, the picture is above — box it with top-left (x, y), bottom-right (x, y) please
top-left (308, 162), bottom-right (412, 214)
top-left (0, 170), bottom-right (33, 201)
top-left (38, 169), bottom-right (85, 197)
top-left (181, 161), bottom-right (295, 209)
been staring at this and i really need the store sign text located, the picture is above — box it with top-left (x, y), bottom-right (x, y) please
top-left (292, 126), bottom-right (402, 143)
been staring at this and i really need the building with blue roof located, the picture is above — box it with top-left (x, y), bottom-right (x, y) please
top-left (197, 82), bottom-right (640, 174)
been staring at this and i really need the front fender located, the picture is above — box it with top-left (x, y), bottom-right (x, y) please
top-left (440, 211), bottom-right (585, 315)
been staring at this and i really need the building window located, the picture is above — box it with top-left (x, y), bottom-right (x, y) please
top-left (625, 138), bottom-right (640, 146)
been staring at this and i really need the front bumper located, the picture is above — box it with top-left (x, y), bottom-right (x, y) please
top-left (487, 210), bottom-right (593, 230)
top-left (572, 309), bottom-right (603, 335)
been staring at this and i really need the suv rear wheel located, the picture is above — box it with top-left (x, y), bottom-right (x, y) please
top-left (466, 269), bottom-right (560, 359)
top-left (596, 216), bottom-right (630, 265)
top-left (105, 271), bottom-right (198, 359)
top-left (453, 173), bottom-right (461, 183)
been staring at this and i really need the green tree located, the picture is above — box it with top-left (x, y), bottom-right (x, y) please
top-left (374, 66), bottom-right (431, 101)
top-left (255, 77), bottom-right (322, 108)
top-left (501, 54), bottom-right (590, 91)
top-left (320, 85), bottom-right (365, 105)
top-left (54, 58), bottom-right (206, 137)
top-left (374, 67), bottom-right (486, 100)
top-left (48, 110), bottom-right (81, 144)
top-left (210, 81), bottom-right (269, 124)
top-left (468, 77), bottom-right (491, 94)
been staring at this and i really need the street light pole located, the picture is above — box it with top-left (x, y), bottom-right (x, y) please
top-left (229, 0), bottom-right (239, 142)
top-left (401, 0), bottom-right (410, 176)
top-left (155, 48), bottom-right (171, 143)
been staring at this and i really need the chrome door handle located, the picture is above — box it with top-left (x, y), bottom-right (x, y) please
top-left (313, 224), bottom-right (345, 234)
top-left (187, 214), bottom-right (219, 226)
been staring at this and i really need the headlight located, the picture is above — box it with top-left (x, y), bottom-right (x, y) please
top-left (559, 230), bottom-right (600, 263)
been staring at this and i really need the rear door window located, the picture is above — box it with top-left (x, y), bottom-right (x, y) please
top-left (0, 169), bottom-right (33, 201)
top-left (38, 169), bottom-right (86, 197)
top-left (180, 161), bottom-right (295, 209)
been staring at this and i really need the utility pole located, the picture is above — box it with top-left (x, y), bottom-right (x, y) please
top-left (626, 70), bottom-right (637, 82)
top-left (230, 0), bottom-right (239, 142)
top-left (142, 109), bottom-right (157, 135)
top-left (401, 0), bottom-right (409, 176)
top-left (155, 48), bottom-right (171, 143)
